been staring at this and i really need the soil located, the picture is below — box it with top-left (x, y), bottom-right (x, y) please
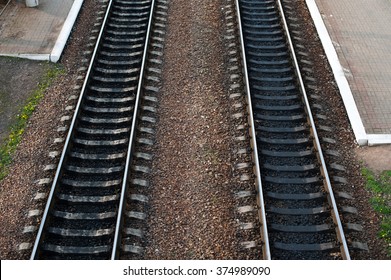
top-left (0, 57), bottom-right (46, 144)
top-left (356, 145), bottom-right (391, 173)
top-left (0, 0), bottom-right (389, 260)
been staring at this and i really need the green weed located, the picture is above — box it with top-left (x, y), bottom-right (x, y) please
top-left (0, 63), bottom-right (64, 181)
top-left (362, 168), bottom-right (391, 256)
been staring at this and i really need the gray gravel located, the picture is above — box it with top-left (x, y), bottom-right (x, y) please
top-left (144, 0), bottom-right (259, 259)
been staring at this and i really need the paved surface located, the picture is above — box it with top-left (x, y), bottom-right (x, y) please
top-left (314, 0), bottom-right (391, 135)
top-left (0, 0), bottom-right (73, 58)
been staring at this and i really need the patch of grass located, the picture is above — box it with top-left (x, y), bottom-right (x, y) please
top-left (0, 63), bottom-right (64, 181)
top-left (362, 168), bottom-right (391, 256)
top-left (202, 146), bottom-right (220, 166)
top-left (370, 197), bottom-right (391, 215)
top-left (379, 218), bottom-right (391, 240)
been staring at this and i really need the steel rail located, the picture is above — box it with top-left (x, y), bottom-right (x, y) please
top-left (0, 0), bottom-right (12, 17)
top-left (276, 0), bottom-right (350, 260)
top-left (111, 0), bottom-right (156, 260)
top-left (30, 0), bottom-right (116, 260)
top-left (235, 0), bottom-right (351, 259)
top-left (234, 0), bottom-right (271, 260)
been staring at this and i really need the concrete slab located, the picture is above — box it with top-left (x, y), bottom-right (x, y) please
top-left (0, 0), bottom-right (83, 62)
top-left (307, 0), bottom-right (391, 145)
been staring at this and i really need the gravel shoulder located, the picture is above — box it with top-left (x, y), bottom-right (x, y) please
top-left (144, 0), bottom-right (250, 259)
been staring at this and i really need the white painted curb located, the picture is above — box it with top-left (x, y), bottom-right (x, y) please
top-left (50, 0), bottom-right (84, 63)
top-left (305, 0), bottom-right (368, 146)
top-left (367, 134), bottom-right (391, 146)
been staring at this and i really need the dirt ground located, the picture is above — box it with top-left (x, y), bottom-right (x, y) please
top-left (356, 145), bottom-right (391, 173)
top-left (0, 57), bottom-right (46, 144)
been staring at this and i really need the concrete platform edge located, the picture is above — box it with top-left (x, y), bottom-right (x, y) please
top-left (50, 0), bottom-right (84, 63)
top-left (305, 0), bottom-right (368, 146)
top-left (367, 134), bottom-right (391, 146)
top-left (0, 1), bottom-right (83, 62)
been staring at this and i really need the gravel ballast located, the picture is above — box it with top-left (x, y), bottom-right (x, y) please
top-left (143, 0), bottom-right (259, 259)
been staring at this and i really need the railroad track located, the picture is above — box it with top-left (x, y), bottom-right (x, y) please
top-left (29, 0), bottom-right (352, 260)
top-left (235, 0), bottom-right (350, 259)
top-left (30, 0), bottom-right (157, 260)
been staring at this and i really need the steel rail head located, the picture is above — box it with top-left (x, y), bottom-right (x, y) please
top-left (0, 0), bottom-right (12, 17)
top-left (30, 0), bottom-right (115, 260)
top-left (234, 0), bottom-right (272, 261)
top-left (276, 0), bottom-right (351, 260)
top-left (110, 0), bottom-right (157, 260)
